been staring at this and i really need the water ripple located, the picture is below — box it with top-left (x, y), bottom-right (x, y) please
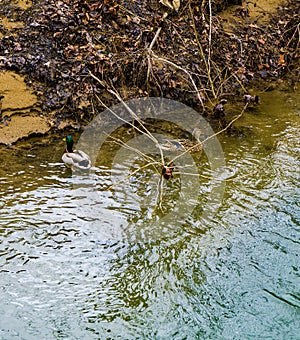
top-left (0, 99), bottom-right (299, 338)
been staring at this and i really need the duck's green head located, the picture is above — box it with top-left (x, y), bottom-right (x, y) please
top-left (65, 135), bottom-right (74, 152)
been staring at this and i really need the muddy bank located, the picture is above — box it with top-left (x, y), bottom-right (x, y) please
top-left (0, 0), bottom-right (49, 145)
top-left (0, 70), bottom-right (78, 145)
top-left (0, 71), bottom-right (49, 145)
top-left (0, 0), bottom-right (299, 144)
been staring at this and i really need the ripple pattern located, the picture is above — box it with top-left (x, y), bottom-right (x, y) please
top-left (0, 99), bottom-right (299, 339)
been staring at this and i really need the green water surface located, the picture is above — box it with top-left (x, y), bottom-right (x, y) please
top-left (0, 89), bottom-right (299, 339)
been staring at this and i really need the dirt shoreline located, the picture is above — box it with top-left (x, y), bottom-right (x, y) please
top-left (0, 0), bottom-right (299, 145)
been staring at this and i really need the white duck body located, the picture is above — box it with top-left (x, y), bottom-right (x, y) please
top-left (62, 136), bottom-right (92, 171)
top-left (62, 150), bottom-right (91, 170)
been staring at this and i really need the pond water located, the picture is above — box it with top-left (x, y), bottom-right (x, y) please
top-left (0, 90), bottom-right (299, 339)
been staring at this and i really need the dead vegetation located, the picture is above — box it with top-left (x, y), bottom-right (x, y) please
top-left (0, 0), bottom-right (299, 124)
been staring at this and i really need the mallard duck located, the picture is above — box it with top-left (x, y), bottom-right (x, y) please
top-left (244, 94), bottom-right (260, 104)
top-left (62, 135), bottom-right (91, 171)
top-left (162, 163), bottom-right (175, 180)
top-left (213, 99), bottom-right (228, 119)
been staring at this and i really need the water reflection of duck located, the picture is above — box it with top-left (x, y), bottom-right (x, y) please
top-left (62, 135), bottom-right (91, 171)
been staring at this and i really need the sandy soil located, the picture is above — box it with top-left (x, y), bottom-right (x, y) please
top-left (220, 0), bottom-right (285, 30)
top-left (0, 72), bottom-right (50, 145)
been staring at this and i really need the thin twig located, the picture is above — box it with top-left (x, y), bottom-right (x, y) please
top-left (188, 0), bottom-right (216, 100)
top-left (147, 27), bottom-right (162, 82)
top-left (89, 74), bottom-right (165, 165)
top-left (150, 52), bottom-right (205, 110)
top-left (168, 103), bottom-right (248, 166)
top-left (202, 102), bottom-right (249, 144)
top-left (232, 73), bottom-right (248, 93)
top-left (149, 27), bottom-right (162, 50)
top-left (107, 134), bottom-right (160, 165)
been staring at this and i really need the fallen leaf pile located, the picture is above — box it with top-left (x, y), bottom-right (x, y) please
top-left (0, 0), bottom-right (298, 121)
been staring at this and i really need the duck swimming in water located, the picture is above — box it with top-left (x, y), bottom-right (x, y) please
top-left (243, 94), bottom-right (260, 104)
top-left (62, 135), bottom-right (91, 171)
top-left (213, 99), bottom-right (228, 119)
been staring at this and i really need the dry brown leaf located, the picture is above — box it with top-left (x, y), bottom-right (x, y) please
top-left (278, 54), bottom-right (286, 65)
top-left (172, 0), bottom-right (180, 11)
top-left (160, 0), bottom-right (173, 10)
